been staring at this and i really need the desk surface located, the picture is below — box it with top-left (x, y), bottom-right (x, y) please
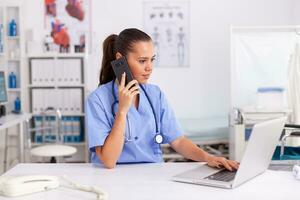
top-left (1, 162), bottom-right (299, 200)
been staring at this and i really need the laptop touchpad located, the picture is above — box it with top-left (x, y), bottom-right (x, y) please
top-left (175, 165), bottom-right (221, 179)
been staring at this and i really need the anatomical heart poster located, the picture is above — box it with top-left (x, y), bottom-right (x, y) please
top-left (44, 0), bottom-right (91, 53)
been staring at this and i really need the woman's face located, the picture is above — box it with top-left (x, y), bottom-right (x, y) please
top-left (125, 41), bottom-right (155, 84)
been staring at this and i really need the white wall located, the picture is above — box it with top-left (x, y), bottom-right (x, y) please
top-left (24, 0), bottom-right (295, 119)
top-left (291, 0), bottom-right (300, 24)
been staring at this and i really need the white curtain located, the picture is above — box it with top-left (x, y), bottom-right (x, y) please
top-left (231, 30), bottom-right (296, 109)
top-left (287, 43), bottom-right (300, 124)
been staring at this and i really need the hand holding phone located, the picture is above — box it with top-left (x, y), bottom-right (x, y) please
top-left (111, 57), bottom-right (139, 115)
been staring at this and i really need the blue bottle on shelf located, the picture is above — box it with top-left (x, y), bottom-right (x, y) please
top-left (9, 72), bottom-right (17, 88)
top-left (9, 19), bottom-right (17, 37)
top-left (14, 97), bottom-right (21, 113)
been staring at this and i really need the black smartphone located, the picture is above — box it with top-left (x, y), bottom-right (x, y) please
top-left (111, 57), bottom-right (134, 85)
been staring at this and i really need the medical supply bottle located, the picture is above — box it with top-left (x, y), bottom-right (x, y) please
top-left (9, 19), bottom-right (17, 37)
top-left (0, 24), bottom-right (3, 53)
top-left (9, 72), bottom-right (17, 88)
top-left (14, 97), bottom-right (21, 113)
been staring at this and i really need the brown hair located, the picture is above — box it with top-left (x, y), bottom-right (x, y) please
top-left (99, 28), bottom-right (152, 85)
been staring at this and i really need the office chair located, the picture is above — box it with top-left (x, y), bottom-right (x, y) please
top-left (25, 107), bottom-right (76, 163)
top-left (269, 124), bottom-right (300, 171)
top-left (279, 124), bottom-right (300, 160)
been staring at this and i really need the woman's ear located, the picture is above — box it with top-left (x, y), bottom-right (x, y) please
top-left (115, 52), bottom-right (122, 59)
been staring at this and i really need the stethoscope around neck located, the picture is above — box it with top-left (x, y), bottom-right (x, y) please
top-left (111, 80), bottom-right (164, 145)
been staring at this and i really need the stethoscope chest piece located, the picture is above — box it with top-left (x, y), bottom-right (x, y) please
top-left (154, 133), bottom-right (163, 144)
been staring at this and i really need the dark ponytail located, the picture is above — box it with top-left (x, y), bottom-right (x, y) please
top-left (99, 34), bottom-right (118, 86)
top-left (98, 28), bottom-right (152, 86)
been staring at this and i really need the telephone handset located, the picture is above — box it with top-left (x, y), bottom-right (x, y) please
top-left (0, 175), bottom-right (108, 199)
top-left (0, 175), bottom-right (59, 197)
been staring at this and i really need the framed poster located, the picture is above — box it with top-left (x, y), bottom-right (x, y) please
top-left (44, 0), bottom-right (91, 53)
top-left (144, 1), bottom-right (190, 67)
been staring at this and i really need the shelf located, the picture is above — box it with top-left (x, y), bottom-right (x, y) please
top-left (57, 85), bottom-right (85, 88)
top-left (28, 53), bottom-right (86, 58)
top-left (7, 36), bottom-right (19, 40)
top-left (62, 113), bottom-right (85, 116)
top-left (28, 85), bottom-right (55, 88)
top-left (32, 113), bottom-right (85, 117)
top-left (32, 142), bottom-right (86, 147)
top-left (28, 84), bottom-right (85, 88)
top-left (28, 49), bottom-right (87, 163)
top-left (7, 88), bottom-right (21, 92)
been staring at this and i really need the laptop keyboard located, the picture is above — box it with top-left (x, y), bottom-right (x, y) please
top-left (205, 169), bottom-right (237, 182)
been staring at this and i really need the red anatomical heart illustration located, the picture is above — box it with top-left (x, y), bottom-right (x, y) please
top-left (65, 0), bottom-right (84, 21)
top-left (51, 20), bottom-right (70, 49)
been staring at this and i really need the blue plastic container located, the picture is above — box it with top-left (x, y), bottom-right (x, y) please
top-left (9, 19), bottom-right (17, 36)
top-left (14, 97), bottom-right (21, 112)
top-left (8, 72), bottom-right (17, 88)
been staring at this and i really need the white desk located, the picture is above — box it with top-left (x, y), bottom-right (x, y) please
top-left (0, 113), bottom-right (31, 163)
top-left (1, 162), bottom-right (299, 200)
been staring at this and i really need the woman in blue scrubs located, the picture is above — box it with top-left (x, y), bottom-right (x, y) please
top-left (86, 28), bottom-right (239, 170)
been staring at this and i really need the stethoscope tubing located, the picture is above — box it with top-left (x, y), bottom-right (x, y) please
top-left (111, 80), bottom-right (162, 143)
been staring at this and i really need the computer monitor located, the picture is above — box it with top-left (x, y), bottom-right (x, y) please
top-left (0, 71), bottom-right (8, 105)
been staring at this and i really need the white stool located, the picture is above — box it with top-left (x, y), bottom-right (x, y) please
top-left (30, 144), bottom-right (77, 163)
top-left (26, 107), bottom-right (77, 163)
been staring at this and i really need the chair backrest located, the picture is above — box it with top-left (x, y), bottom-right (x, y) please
top-left (26, 107), bottom-right (63, 147)
top-left (279, 124), bottom-right (300, 158)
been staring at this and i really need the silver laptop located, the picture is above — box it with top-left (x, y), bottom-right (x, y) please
top-left (172, 117), bottom-right (286, 189)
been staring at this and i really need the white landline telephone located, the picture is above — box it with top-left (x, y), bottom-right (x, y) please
top-left (0, 175), bottom-right (108, 200)
top-left (0, 175), bottom-right (59, 197)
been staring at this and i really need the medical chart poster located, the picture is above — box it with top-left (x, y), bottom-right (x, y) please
top-left (44, 0), bottom-right (91, 53)
top-left (144, 1), bottom-right (190, 68)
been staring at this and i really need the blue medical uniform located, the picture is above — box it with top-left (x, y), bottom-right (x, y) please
top-left (86, 80), bottom-right (183, 164)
